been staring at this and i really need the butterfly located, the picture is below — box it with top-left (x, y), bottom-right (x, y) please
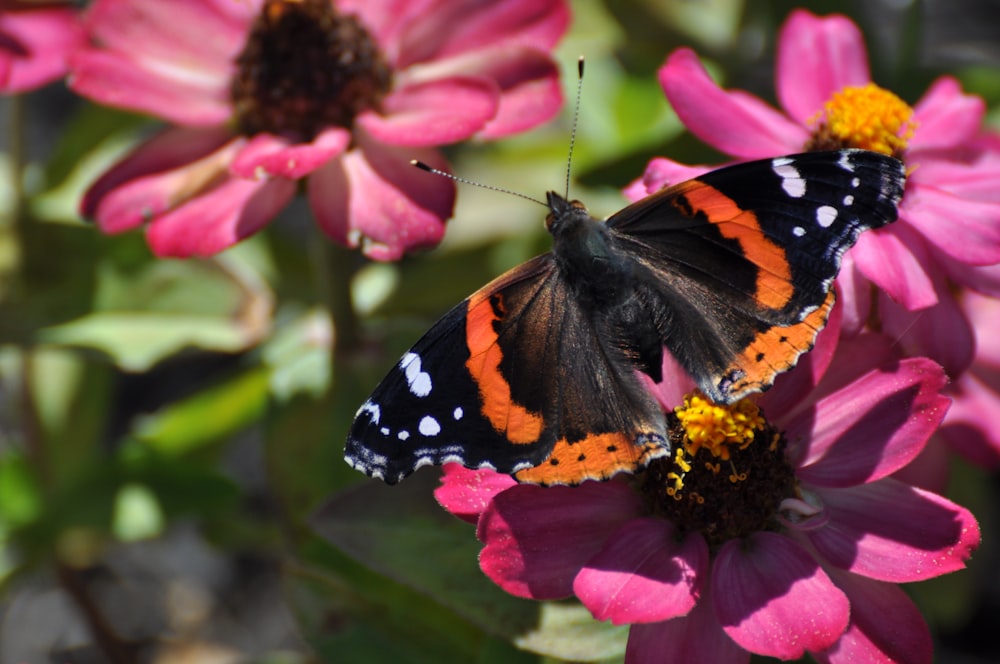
top-left (345, 149), bottom-right (906, 486)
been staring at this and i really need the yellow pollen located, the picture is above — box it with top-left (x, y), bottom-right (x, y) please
top-left (812, 83), bottom-right (916, 156)
top-left (674, 391), bottom-right (766, 460)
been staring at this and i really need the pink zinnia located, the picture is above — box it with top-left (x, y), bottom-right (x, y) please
top-left (0, 1), bottom-right (84, 93)
top-left (69, 0), bottom-right (567, 259)
top-left (435, 310), bottom-right (979, 663)
top-left (629, 9), bottom-right (1000, 369)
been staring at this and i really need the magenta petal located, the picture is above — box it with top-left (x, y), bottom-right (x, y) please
top-left (851, 223), bottom-right (938, 310)
top-left (793, 358), bottom-right (949, 487)
top-left (69, 49), bottom-right (231, 126)
top-left (713, 532), bottom-right (849, 659)
top-left (903, 183), bottom-right (1000, 266)
top-left (357, 76), bottom-right (499, 146)
top-left (776, 10), bottom-right (870, 125)
top-left (574, 518), bottom-right (707, 625)
top-left (880, 286), bottom-right (975, 378)
top-left (309, 139), bottom-right (454, 260)
top-left (0, 6), bottom-right (86, 92)
top-left (659, 49), bottom-right (807, 158)
top-left (145, 176), bottom-right (295, 257)
top-left (477, 481), bottom-right (642, 600)
top-left (626, 596), bottom-right (749, 664)
top-left (911, 77), bottom-right (985, 151)
top-left (231, 128), bottom-right (350, 179)
top-left (815, 570), bottom-right (932, 664)
top-left (433, 465), bottom-right (516, 525)
top-left (625, 157), bottom-right (715, 202)
top-left (807, 478), bottom-right (980, 582)
top-left (940, 373), bottom-right (1000, 470)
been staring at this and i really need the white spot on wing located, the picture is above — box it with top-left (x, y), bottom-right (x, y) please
top-left (419, 415), bottom-right (441, 436)
top-left (398, 430), bottom-right (410, 441)
top-left (838, 151), bottom-right (855, 172)
top-left (816, 205), bottom-right (838, 227)
top-left (453, 406), bottom-right (464, 420)
top-left (380, 427), bottom-right (390, 436)
top-left (851, 177), bottom-right (861, 188)
top-left (792, 226), bottom-right (806, 237)
top-left (400, 352), bottom-right (432, 397)
top-left (357, 401), bottom-right (381, 424)
top-left (772, 158), bottom-right (805, 198)
top-left (843, 194), bottom-right (854, 206)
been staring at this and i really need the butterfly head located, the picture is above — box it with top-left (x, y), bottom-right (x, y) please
top-left (544, 191), bottom-right (590, 234)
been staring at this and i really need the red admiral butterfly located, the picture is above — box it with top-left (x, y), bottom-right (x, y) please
top-left (345, 149), bottom-right (905, 485)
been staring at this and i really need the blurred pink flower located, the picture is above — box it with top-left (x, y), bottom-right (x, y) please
top-left (0, 1), bottom-right (84, 93)
top-left (435, 312), bottom-right (978, 663)
top-left (70, 0), bottom-right (567, 259)
top-left (629, 9), bottom-right (1000, 327)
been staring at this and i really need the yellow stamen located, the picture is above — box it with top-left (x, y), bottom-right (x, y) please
top-left (811, 83), bottom-right (916, 156)
top-left (674, 391), bottom-right (766, 461)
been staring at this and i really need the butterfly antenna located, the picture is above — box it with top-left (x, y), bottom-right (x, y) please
top-left (410, 161), bottom-right (548, 208)
top-left (564, 56), bottom-right (585, 200)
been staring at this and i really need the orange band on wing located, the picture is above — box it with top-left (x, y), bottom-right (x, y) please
top-left (514, 431), bottom-right (668, 485)
top-left (465, 291), bottom-right (545, 444)
top-left (677, 181), bottom-right (794, 310)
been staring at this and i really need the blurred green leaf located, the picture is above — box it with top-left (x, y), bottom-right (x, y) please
top-left (515, 602), bottom-right (628, 661)
top-left (0, 453), bottom-right (41, 527)
top-left (264, 307), bottom-right (331, 401)
top-left (111, 482), bottom-right (165, 542)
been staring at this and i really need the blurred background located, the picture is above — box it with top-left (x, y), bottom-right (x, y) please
top-left (1, 0), bottom-right (999, 661)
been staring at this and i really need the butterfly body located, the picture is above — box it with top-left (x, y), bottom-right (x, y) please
top-left (346, 149), bottom-right (906, 486)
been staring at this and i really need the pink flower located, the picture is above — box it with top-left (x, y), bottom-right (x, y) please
top-left (0, 1), bottom-right (84, 93)
top-left (630, 10), bottom-right (1000, 326)
top-left (69, 0), bottom-right (567, 259)
top-left (435, 311), bottom-right (979, 663)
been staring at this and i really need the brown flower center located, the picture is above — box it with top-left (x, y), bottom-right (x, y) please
top-left (231, 0), bottom-right (392, 141)
top-left (637, 392), bottom-right (797, 550)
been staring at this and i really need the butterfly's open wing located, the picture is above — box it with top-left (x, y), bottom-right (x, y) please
top-left (345, 255), bottom-right (670, 485)
top-left (609, 149), bottom-right (905, 403)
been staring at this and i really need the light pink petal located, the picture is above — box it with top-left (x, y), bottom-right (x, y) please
top-left (851, 222), bottom-right (938, 310)
top-left (939, 373), bottom-right (1000, 470)
top-left (964, 289), bottom-right (1000, 362)
top-left (807, 478), bottom-right (980, 582)
top-left (712, 532), bottom-right (849, 658)
top-left (146, 176), bottom-right (295, 257)
top-left (82, 0), bottom-right (247, 74)
top-left (659, 49), bottom-right (808, 159)
top-left (815, 570), bottom-right (932, 664)
top-left (394, 0), bottom-right (568, 68)
top-left (231, 128), bottom-right (350, 180)
top-left (574, 518), bottom-right (707, 624)
top-left (910, 77), bottom-right (985, 151)
top-left (623, 157), bottom-right (716, 202)
top-left (357, 76), bottom-right (499, 146)
top-left (776, 10), bottom-right (871, 125)
top-left (880, 287), bottom-right (975, 378)
top-left (69, 49), bottom-right (231, 126)
top-left (433, 465), bottom-right (516, 525)
top-left (626, 596), bottom-right (749, 664)
top-left (833, 255), bottom-right (872, 335)
top-left (86, 132), bottom-right (243, 234)
top-left (792, 358), bottom-right (949, 487)
top-left (940, 258), bottom-right (1000, 297)
top-left (308, 138), bottom-right (454, 260)
top-left (0, 6), bottom-right (85, 92)
top-left (476, 480), bottom-right (642, 600)
top-left (911, 153), bottom-right (1000, 202)
top-left (903, 182), bottom-right (1000, 266)
top-left (643, 351), bottom-right (696, 414)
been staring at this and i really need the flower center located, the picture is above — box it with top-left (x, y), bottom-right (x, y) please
top-left (231, 0), bottom-right (392, 141)
top-left (805, 83), bottom-right (916, 157)
top-left (638, 392), bottom-right (797, 549)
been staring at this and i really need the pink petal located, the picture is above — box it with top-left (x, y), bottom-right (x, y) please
top-left (81, 0), bottom-right (247, 76)
top-left (433, 465), bottom-right (516, 525)
top-left (807, 478), bottom-right (980, 582)
top-left (394, 0), bottom-right (568, 68)
top-left (85, 131), bottom-right (243, 233)
top-left (643, 351), bottom-right (696, 414)
top-left (146, 176), bottom-right (295, 257)
top-left (231, 128), bottom-right (350, 179)
top-left (831, 255), bottom-right (871, 335)
top-left (712, 532), bottom-right (849, 659)
top-left (659, 49), bottom-right (808, 159)
top-left (69, 49), bottom-right (231, 126)
top-left (911, 77), bottom-right (985, 151)
top-left (574, 518), bottom-right (707, 624)
top-left (357, 76), bottom-right (499, 146)
top-left (308, 138), bottom-right (454, 260)
top-left (939, 373), bottom-right (1000, 470)
top-left (476, 480), bottom-right (642, 600)
top-left (815, 570), bottom-right (932, 664)
top-left (776, 10), bottom-right (871, 125)
top-left (880, 286), bottom-right (975, 378)
top-left (940, 257), bottom-right (1000, 296)
top-left (792, 358), bottom-right (949, 487)
top-left (0, 6), bottom-right (85, 92)
top-left (626, 596), bottom-right (749, 664)
top-left (624, 157), bottom-right (715, 202)
top-left (903, 182), bottom-right (1000, 266)
top-left (851, 222), bottom-right (938, 310)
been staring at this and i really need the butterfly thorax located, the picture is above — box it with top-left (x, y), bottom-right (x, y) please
top-left (546, 191), bottom-right (634, 309)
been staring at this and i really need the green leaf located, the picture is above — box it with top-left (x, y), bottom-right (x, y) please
top-left (515, 602), bottom-right (628, 661)
top-left (263, 307), bottom-right (331, 401)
